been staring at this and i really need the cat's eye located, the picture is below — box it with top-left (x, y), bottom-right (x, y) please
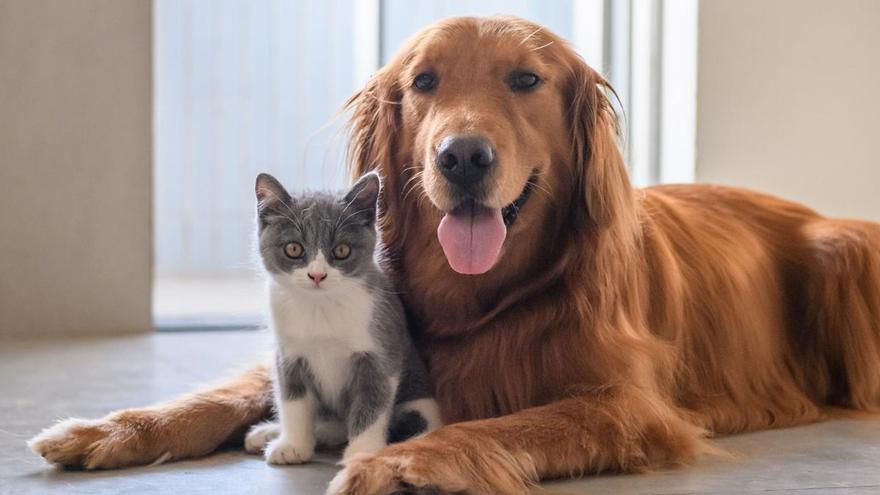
top-left (412, 72), bottom-right (437, 92)
top-left (332, 244), bottom-right (351, 260)
top-left (509, 71), bottom-right (541, 91)
top-left (283, 242), bottom-right (304, 259)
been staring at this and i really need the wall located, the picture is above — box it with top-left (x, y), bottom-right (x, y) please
top-left (0, 0), bottom-right (152, 336)
top-left (695, 0), bottom-right (880, 221)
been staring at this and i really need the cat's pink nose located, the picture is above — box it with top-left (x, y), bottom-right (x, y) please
top-left (307, 272), bottom-right (327, 286)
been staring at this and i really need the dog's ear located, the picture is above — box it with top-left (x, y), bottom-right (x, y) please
top-left (345, 68), bottom-right (401, 180)
top-left (344, 66), bottom-right (404, 244)
top-left (565, 57), bottom-right (637, 232)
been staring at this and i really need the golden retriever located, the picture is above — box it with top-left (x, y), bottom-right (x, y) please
top-left (31, 16), bottom-right (880, 494)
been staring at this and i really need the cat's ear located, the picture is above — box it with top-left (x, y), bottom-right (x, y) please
top-left (343, 171), bottom-right (381, 226)
top-left (255, 173), bottom-right (291, 218)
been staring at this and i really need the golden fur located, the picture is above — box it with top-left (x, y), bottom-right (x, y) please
top-left (31, 16), bottom-right (880, 494)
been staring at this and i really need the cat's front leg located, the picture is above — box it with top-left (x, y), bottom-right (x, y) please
top-left (266, 357), bottom-right (316, 465)
top-left (341, 353), bottom-right (395, 462)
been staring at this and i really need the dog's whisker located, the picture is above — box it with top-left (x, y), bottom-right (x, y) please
top-left (415, 189), bottom-right (431, 210)
top-left (362, 90), bottom-right (402, 106)
top-left (401, 165), bottom-right (423, 175)
top-left (403, 176), bottom-right (420, 201)
top-left (402, 173), bottom-right (426, 205)
top-left (529, 179), bottom-right (553, 199)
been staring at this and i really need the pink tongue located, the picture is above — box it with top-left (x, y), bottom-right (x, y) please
top-left (437, 205), bottom-right (507, 275)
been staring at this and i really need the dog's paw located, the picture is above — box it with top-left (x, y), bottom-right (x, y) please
top-left (326, 453), bottom-right (398, 495)
top-left (245, 422), bottom-right (280, 454)
top-left (326, 450), bottom-right (448, 495)
top-left (28, 415), bottom-right (168, 470)
top-left (326, 427), bottom-right (533, 495)
top-left (29, 418), bottom-right (106, 468)
top-left (265, 436), bottom-right (314, 465)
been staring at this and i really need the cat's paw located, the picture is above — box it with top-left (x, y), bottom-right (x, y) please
top-left (265, 436), bottom-right (314, 465)
top-left (244, 422), bottom-right (280, 454)
top-left (341, 435), bottom-right (387, 463)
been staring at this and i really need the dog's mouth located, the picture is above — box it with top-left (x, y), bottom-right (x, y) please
top-left (436, 174), bottom-right (536, 275)
top-left (501, 177), bottom-right (535, 228)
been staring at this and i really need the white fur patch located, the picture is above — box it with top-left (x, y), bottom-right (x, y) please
top-left (249, 418), bottom-right (350, 451)
top-left (28, 417), bottom-right (97, 463)
top-left (269, 273), bottom-right (378, 410)
top-left (342, 409), bottom-right (391, 463)
top-left (269, 395), bottom-right (316, 464)
top-left (244, 421), bottom-right (281, 454)
top-left (264, 436), bottom-right (314, 465)
top-left (149, 451), bottom-right (173, 466)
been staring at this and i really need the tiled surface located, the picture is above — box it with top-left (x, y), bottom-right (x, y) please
top-left (2, 331), bottom-right (879, 494)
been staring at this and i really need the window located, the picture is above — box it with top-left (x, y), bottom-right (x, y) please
top-left (153, 0), bottom-right (360, 328)
top-left (152, 0), bottom-right (696, 328)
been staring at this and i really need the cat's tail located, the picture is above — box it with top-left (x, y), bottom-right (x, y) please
top-left (388, 398), bottom-right (443, 443)
top-left (29, 365), bottom-right (273, 469)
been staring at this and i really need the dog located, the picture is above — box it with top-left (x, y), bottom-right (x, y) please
top-left (30, 16), bottom-right (880, 494)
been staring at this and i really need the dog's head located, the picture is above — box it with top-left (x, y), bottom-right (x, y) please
top-left (347, 16), bottom-right (634, 277)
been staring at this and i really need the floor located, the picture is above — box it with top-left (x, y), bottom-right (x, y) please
top-left (2, 331), bottom-right (879, 495)
top-left (152, 274), bottom-right (266, 328)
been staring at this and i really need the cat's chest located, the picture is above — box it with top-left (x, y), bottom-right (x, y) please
top-left (292, 341), bottom-right (359, 409)
top-left (270, 284), bottom-right (378, 405)
top-left (271, 282), bottom-right (377, 344)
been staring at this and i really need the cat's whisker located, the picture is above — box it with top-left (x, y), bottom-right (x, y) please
top-left (336, 207), bottom-right (370, 232)
top-left (258, 189), bottom-right (307, 231)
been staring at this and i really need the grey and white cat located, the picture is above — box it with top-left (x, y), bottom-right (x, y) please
top-left (245, 171), bottom-right (442, 465)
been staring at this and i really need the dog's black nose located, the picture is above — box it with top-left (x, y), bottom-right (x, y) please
top-left (436, 135), bottom-right (495, 187)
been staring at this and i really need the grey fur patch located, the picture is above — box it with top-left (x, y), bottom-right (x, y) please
top-left (344, 352), bottom-right (391, 436)
top-left (277, 355), bottom-right (314, 400)
top-left (255, 172), bottom-right (379, 278)
top-left (394, 337), bottom-right (433, 405)
top-left (256, 172), bottom-right (439, 441)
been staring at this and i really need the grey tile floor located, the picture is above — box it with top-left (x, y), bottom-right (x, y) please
top-left (1, 330), bottom-right (879, 494)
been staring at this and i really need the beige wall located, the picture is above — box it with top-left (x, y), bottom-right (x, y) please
top-left (0, 0), bottom-right (152, 336)
top-left (696, 0), bottom-right (880, 221)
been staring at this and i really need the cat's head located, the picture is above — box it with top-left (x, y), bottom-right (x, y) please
top-left (255, 171), bottom-right (381, 293)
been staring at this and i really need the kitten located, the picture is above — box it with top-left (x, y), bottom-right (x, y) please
top-left (245, 171), bottom-right (442, 465)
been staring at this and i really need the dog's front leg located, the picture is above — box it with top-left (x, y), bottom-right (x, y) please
top-left (327, 387), bottom-right (709, 495)
top-left (29, 365), bottom-right (273, 469)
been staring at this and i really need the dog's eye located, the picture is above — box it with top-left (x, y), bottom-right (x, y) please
top-left (509, 71), bottom-right (541, 91)
top-left (412, 72), bottom-right (437, 92)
